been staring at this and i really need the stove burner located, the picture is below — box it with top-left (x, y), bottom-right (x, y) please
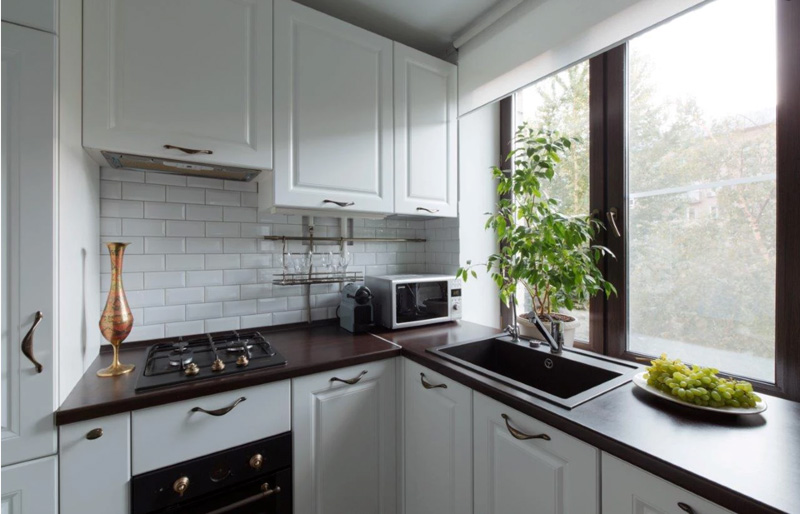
top-left (168, 342), bottom-right (194, 367)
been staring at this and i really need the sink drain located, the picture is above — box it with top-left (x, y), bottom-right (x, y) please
top-left (544, 358), bottom-right (554, 369)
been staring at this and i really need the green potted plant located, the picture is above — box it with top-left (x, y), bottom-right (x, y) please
top-left (457, 124), bottom-right (616, 346)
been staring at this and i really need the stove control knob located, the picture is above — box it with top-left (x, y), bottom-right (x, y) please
top-left (173, 476), bottom-right (190, 497)
top-left (236, 355), bottom-right (249, 367)
top-left (249, 453), bottom-right (264, 470)
top-left (211, 358), bottom-right (225, 372)
top-left (184, 363), bottom-right (200, 376)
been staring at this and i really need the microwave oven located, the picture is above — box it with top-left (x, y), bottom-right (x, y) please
top-left (365, 274), bottom-right (462, 329)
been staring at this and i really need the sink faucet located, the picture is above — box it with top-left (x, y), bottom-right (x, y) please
top-left (505, 299), bottom-right (563, 354)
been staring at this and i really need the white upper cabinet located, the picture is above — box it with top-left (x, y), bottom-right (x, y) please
top-left (293, 359), bottom-right (397, 514)
top-left (402, 359), bottom-right (472, 514)
top-left (602, 453), bottom-right (734, 514)
top-left (393, 43), bottom-right (457, 217)
top-left (1, 22), bottom-right (57, 467)
top-left (270, 0), bottom-right (394, 214)
top-left (1, 0), bottom-right (55, 33)
top-left (83, 0), bottom-right (273, 170)
top-left (473, 392), bottom-right (599, 514)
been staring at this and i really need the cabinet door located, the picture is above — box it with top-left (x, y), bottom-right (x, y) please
top-left (1, 23), bottom-right (57, 467)
top-left (273, 0), bottom-right (394, 214)
top-left (83, 0), bottom-right (273, 169)
top-left (1, 0), bottom-right (55, 33)
top-left (60, 413), bottom-right (131, 514)
top-left (1, 456), bottom-right (58, 514)
top-left (293, 359), bottom-right (397, 514)
top-left (473, 392), bottom-right (598, 514)
top-left (402, 359), bottom-right (472, 514)
top-left (393, 43), bottom-right (457, 217)
top-left (602, 453), bottom-right (734, 514)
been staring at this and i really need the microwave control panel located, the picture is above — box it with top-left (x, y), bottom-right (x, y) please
top-left (449, 279), bottom-right (463, 319)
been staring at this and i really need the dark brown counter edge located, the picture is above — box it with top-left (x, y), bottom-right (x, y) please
top-left (57, 320), bottom-right (792, 514)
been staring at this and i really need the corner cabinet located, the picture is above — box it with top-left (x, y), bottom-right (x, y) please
top-left (83, 0), bottom-right (273, 169)
top-left (402, 359), bottom-right (472, 514)
top-left (267, 0), bottom-right (394, 215)
top-left (602, 453), bottom-right (734, 514)
top-left (393, 43), bottom-right (458, 217)
top-left (293, 359), bottom-right (397, 514)
top-left (473, 392), bottom-right (599, 514)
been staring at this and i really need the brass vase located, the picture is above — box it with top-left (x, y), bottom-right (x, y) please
top-left (97, 242), bottom-right (136, 377)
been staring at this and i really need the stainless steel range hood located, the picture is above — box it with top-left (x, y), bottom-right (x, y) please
top-left (101, 151), bottom-right (262, 182)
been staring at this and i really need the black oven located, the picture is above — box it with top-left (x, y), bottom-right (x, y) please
top-left (132, 432), bottom-right (292, 514)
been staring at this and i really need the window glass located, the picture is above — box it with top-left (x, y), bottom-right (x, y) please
top-left (627, 0), bottom-right (776, 381)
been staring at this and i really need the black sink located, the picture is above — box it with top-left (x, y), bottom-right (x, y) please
top-left (428, 337), bottom-right (639, 409)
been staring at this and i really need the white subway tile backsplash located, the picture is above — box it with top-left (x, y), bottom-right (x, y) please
top-left (101, 171), bottom-right (459, 337)
top-left (205, 285), bottom-right (240, 302)
top-left (122, 219), bottom-right (166, 237)
top-left (127, 323), bottom-right (165, 342)
top-left (166, 220), bottom-right (205, 237)
top-left (186, 270), bottom-right (223, 287)
top-left (144, 305), bottom-right (185, 325)
top-left (144, 202), bottom-right (185, 220)
top-left (144, 271), bottom-right (185, 289)
top-left (186, 205), bottom-right (223, 221)
top-left (167, 186), bottom-right (205, 204)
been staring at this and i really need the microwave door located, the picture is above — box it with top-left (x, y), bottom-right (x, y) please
top-left (395, 282), bottom-right (448, 325)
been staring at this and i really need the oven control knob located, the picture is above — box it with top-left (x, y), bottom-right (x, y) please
top-left (211, 358), bottom-right (225, 372)
top-left (249, 453), bottom-right (264, 470)
top-left (184, 363), bottom-right (200, 376)
top-left (173, 476), bottom-right (190, 497)
top-left (236, 355), bottom-right (249, 367)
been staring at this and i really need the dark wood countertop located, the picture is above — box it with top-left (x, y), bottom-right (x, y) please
top-left (57, 320), bottom-right (799, 514)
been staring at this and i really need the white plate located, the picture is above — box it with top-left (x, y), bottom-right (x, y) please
top-left (632, 372), bottom-right (767, 415)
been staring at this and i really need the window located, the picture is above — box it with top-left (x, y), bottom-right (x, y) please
top-left (506, 0), bottom-right (800, 396)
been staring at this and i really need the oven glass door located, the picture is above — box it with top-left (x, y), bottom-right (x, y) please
top-left (395, 281), bottom-right (449, 324)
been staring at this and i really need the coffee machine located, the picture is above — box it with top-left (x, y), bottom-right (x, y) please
top-left (339, 283), bottom-right (374, 333)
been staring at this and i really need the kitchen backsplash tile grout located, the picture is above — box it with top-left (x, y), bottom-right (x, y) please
top-left (99, 169), bottom-right (460, 341)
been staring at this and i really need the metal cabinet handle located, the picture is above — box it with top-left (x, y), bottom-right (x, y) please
top-left (501, 413), bottom-right (551, 441)
top-left (677, 502), bottom-right (695, 514)
top-left (205, 482), bottom-right (281, 514)
top-left (606, 208), bottom-right (621, 237)
top-left (420, 373), bottom-right (447, 389)
top-left (323, 199), bottom-right (355, 208)
top-left (21, 311), bottom-right (44, 373)
top-left (86, 428), bottom-right (104, 440)
top-left (163, 144), bottom-right (213, 155)
top-left (190, 396), bottom-right (246, 416)
top-left (330, 370), bottom-right (367, 385)
top-left (416, 207), bottom-right (440, 213)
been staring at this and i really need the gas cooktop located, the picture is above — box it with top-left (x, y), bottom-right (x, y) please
top-left (134, 330), bottom-right (287, 392)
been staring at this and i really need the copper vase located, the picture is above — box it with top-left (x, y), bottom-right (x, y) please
top-left (97, 242), bottom-right (136, 377)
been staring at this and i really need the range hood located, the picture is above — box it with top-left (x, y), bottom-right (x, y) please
top-left (101, 151), bottom-right (262, 182)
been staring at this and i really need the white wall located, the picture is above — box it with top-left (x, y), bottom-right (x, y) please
top-left (458, 102), bottom-right (501, 328)
top-left (58, 0), bottom-right (101, 403)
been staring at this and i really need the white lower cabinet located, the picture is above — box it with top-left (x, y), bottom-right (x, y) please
top-left (473, 391), bottom-right (599, 514)
top-left (1, 455), bottom-right (57, 514)
top-left (602, 453), bottom-right (734, 514)
top-left (293, 359), bottom-right (397, 514)
top-left (402, 359), bottom-right (472, 514)
top-left (59, 413), bottom-right (131, 514)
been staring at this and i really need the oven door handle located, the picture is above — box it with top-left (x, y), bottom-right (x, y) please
top-left (190, 396), bottom-right (246, 417)
top-left (204, 482), bottom-right (281, 514)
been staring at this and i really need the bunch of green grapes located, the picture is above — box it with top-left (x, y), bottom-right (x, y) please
top-left (643, 354), bottom-right (762, 409)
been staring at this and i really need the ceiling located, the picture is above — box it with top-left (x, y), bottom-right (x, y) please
top-left (293, 0), bottom-right (503, 60)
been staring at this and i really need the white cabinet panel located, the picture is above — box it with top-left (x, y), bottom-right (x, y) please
top-left (1, 22), bottom-right (57, 467)
top-left (1, 0), bottom-right (55, 33)
top-left (473, 392), bottom-right (598, 514)
top-left (60, 413), bottom-right (131, 514)
top-left (402, 359), bottom-right (472, 514)
top-left (1, 456), bottom-right (57, 514)
top-left (271, 0), bottom-right (394, 214)
top-left (394, 43), bottom-right (458, 217)
top-left (602, 453), bottom-right (734, 514)
top-left (132, 380), bottom-right (290, 474)
top-left (293, 359), bottom-right (397, 514)
top-left (83, 0), bottom-right (273, 169)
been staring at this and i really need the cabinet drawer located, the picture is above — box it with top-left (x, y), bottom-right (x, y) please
top-left (132, 381), bottom-right (290, 474)
top-left (60, 413), bottom-right (131, 514)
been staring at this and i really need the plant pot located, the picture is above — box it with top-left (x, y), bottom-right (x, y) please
top-left (517, 313), bottom-right (579, 347)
